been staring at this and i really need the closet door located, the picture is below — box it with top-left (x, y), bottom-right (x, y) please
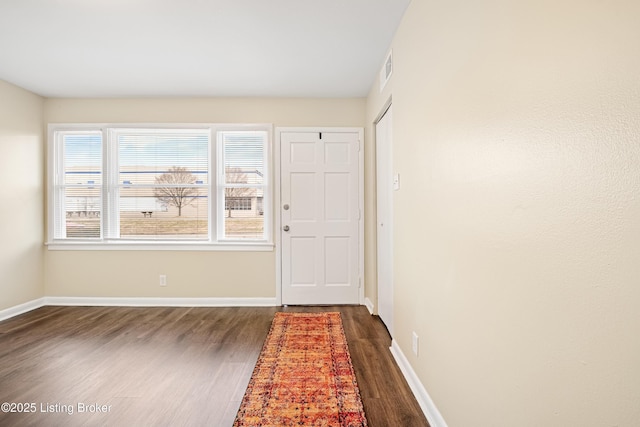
top-left (376, 106), bottom-right (394, 333)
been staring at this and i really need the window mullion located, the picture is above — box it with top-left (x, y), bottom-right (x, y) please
top-left (54, 132), bottom-right (67, 239)
top-left (208, 127), bottom-right (216, 243)
top-left (104, 129), bottom-right (120, 239)
top-left (215, 131), bottom-right (224, 241)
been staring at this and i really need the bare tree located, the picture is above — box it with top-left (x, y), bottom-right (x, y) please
top-left (154, 166), bottom-right (198, 217)
top-left (225, 167), bottom-right (254, 218)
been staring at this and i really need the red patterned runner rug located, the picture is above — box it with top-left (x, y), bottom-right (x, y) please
top-left (233, 312), bottom-right (368, 427)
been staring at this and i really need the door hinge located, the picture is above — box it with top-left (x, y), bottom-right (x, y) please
top-left (358, 278), bottom-right (362, 289)
top-left (358, 209), bottom-right (362, 220)
top-left (357, 139), bottom-right (362, 152)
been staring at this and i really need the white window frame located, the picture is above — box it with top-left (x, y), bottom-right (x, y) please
top-left (46, 123), bottom-right (273, 251)
top-left (216, 127), bottom-right (271, 243)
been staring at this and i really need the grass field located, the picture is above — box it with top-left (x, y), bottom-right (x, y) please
top-left (66, 217), bottom-right (264, 238)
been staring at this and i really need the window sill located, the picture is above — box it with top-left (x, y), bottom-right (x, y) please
top-left (45, 241), bottom-right (274, 252)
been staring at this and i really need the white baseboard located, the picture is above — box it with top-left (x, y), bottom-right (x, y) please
top-left (1, 297), bottom-right (379, 321)
top-left (0, 298), bottom-right (46, 322)
top-left (364, 297), bottom-right (374, 315)
top-left (0, 297), bottom-right (277, 322)
top-left (390, 339), bottom-right (448, 427)
top-left (44, 296), bottom-right (277, 307)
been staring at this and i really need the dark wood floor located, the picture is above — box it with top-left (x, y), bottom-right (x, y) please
top-left (0, 305), bottom-right (428, 427)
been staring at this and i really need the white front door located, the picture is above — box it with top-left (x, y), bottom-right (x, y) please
top-left (280, 130), bottom-right (361, 305)
top-left (376, 105), bottom-right (394, 333)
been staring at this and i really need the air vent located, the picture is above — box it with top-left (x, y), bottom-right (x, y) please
top-left (379, 50), bottom-right (393, 92)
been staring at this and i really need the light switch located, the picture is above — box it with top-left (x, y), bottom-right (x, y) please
top-left (393, 173), bottom-right (400, 190)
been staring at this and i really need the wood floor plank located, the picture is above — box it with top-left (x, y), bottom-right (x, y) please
top-left (0, 306), bottom-right (428, 427)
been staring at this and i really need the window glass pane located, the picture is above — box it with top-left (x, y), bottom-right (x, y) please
top-left (56, 132), bottom-right (102, 239)
top-left (221, 131), bottom-right (266, 240)
top-left (224, 188), bottom-right (264, 239)
top-left (118, 129), bottom-right (209, 185)
top-left (222, 131), bottom-right (265, 185)
top-left (119, 187), bottom-right (208, 238)
top-left (64, 133), bottom-right (102, 185)
top-left (63, 188), bottom-right (102, 238)
top-left (116, 129), bottom-right (209, 239)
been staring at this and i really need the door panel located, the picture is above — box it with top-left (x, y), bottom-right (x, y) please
top-left (281, 131), bottom-right (360, 305)
top-left (376, 106), bottom-right (394, 333)
top-left (290, 237), bottom-right (316, 285)
top-left (325, 236), bottom-right (350, 285)
top-left (325, 173), bottom-right (350, 220)
top-left (290, 173), bottom-right (316, 220)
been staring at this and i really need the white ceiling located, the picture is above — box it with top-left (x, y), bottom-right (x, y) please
top-left (0, 0), bottom-right (410, 98)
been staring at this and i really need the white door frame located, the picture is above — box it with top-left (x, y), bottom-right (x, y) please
top-left (275, 127), bottom-right (365, 306)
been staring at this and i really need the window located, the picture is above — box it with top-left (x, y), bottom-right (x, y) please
top-left (48, 124), bottom-right (271, 249)
top-left (53, 131), bottom-right (103, 239)
top-left (218, 130), bottom-right (267, 240)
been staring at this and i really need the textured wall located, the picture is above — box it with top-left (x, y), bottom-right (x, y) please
top-left (0, 80), bottom-right (44, 311)
top-left (366, 0), bottom-right (640, 425)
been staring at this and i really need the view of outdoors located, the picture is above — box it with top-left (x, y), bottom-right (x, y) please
top-left (59, 129), bottom-right (266, 240)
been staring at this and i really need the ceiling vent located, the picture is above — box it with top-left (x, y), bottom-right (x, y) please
top-left (379, 50), bottom-right (393, 92)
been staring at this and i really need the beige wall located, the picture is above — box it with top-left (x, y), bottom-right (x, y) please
top-left (0, 80), bottom-right (45, 311)
top-left (367, 0), bottom-right (640, 426)
top-left (44, 97), bottom-right (365, 298)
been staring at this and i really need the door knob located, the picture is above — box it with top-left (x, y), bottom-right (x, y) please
top-left (283, 204), bottom-right (290, 210)
top-left (283, 225), bottom-right (290, 232)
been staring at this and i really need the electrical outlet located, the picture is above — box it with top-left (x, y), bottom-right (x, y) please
top-left (159, 274), bottom-right (167, 286)
top-left (412, 331), bottom-right (419, 356)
